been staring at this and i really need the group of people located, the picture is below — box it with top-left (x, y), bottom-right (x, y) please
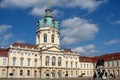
top-left (93, 71), bottom-right (116, 80)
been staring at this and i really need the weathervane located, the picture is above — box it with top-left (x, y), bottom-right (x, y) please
top-left (48, 0), bottom-right (50, 7)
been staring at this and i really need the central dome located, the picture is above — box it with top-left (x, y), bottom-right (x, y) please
top-left (37, 7), bottom-right (59, 29)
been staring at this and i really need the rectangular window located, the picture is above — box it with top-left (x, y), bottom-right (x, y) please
top-left (87, 64), bottom-right (89, 68)
top-left (76, 71), bottom-right (78, 75)
top-left (34, 61), bottom-right (37, 67)
top-left (12, 69), bottom-right (15, 76)
top-left (20, 70), bottom-right (23, 76)
top-left (20, 58), bottom-right (24, 66)
top-left (108, 62), bottom-right (109, 67)
top-left (75, 62), bottom-right (77, 68)
top-left (71, 61), bottom-right (73, 68)
top-left (117, 61), bottom-right (119, 66)
top-left (87, 71), bottom-right (89, 75)
top-left (2, 69), bottom-right (6, 76)
top-left (13, 58), bottom-right (16, 66)
top-left (34, 70), bottom-right (37, 77)
top-left (2, 58), bottom-right (6, 65)
top-left (21, 52), bottom-right (24, 56)
top-left (66, 61), bottom-right (68, 68)
top-left (27, 70), bottom-right (30, 76)
top-left (27, 59), bottom-right (30, 66)
top-left (81, 63), bottom-right (82, 68)
top-left (84, 64), bottom-right (86, 68)
top-left (71, 71), bottom-right (73, 76)
top-left (112, 61), bottom-right (114, 67)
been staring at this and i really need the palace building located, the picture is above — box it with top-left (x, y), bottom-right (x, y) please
top-left (0, 6), bottom-right (120, 78)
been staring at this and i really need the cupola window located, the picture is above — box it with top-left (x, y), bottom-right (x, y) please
top-left (44, 34), bottom-right (47, 42)
top-left (51, 34), bottom-right (54, 43)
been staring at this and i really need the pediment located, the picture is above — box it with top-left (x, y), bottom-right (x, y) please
top-left (42, 46), bottom-right (63, 53)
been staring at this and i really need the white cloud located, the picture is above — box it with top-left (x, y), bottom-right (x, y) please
top-left (0, 24), bottom-right (12, 34)
top-left (73, 44), bottom-right (98, 55)
top-left (113, 20), bottom-right (120, 25)
top-left (57, 0), bottom-right (108, 12)
top-left (104, 39), bottom-right (120, 45)
top-left (61, 17), bottom-right (98, 44)
top-left (0, 0), bottom-right (40, 9)
top-left (0, 24), bottom-right (13, 47)
top-left (0, 33), bottom-right (13, 47)
top-left (29, 7), bottom-right (63, 17)
top-left (29, 7), bottom-right (46, 17)
top-left (0, 0), bottom-right (108, 17)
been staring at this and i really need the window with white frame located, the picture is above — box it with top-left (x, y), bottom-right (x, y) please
top-left (87, 64), bottom-right (89, 68)
top-left (71, 71), bottom-right (73, 76)
top-left (45, 56), bottom-right (50, 66)
top-left (66, 61), bottom-right (68, 68)
top-left (81, 63), bottom-right (82, 68)
top-left (112, 61), bottom-right (114, 67)
top-left (2, 69), bottom-right (6, 76)
top-left (20, 70), bottom-right (23, 76)
top-left (76, 71), bottom-right (78, 75)
top-left (58, 57), bottom-right (62, 66)
top-left (13, 51), bottom-right (16, 55)
top-left (75, 62), bottom-right (77, 68)
top-left (52, 70), bottom-right (56, 78)
top-left (27, 58), bottom-right (31, 66)
top-left (12, 69), bottom-right (15, 76)
top-left (34, 59), bottom-right (38, 67)
top-left (27, 70), bottom-right (30, 76)
top-left (117, 60), bottom-right (119, 66)
top-left (108, 62), bottom-right (110, 67)
top-left (28, 52), bottom-right (31, 56)
top-left (44, 34), bottom-right (47, 42)
top-left (34, 70), bottom-right (37, 77)
top-left (20, 58), bottom-right (24, 66)
top-left (52, 56), bottom-right (56, 66)
top-left (71, 61), bottom-right (73, 68)
top-left (51, 34), bottom-right (54, 43)
top-left (84, 64), bottom-right (86, 68)
top-left (21, 52), bottom-right (24, 56)
top-left (12, 57), bottom-right (16, 66)
top-left (2, 58), bottom-right (6, 65)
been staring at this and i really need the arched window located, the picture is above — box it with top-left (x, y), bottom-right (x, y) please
top-left (37, 35), bottom-right (40, 43)
top-left (12, 57), bottom-right (16, 66)
top-left (52, 56), bottom-right (56, 66)
top-left (71, 61), bottom-right (73, 68)
top-left (45, 56), bottom-right (50, 66)
top-left (45, 70), bottom-right (49, 78)
top-left (75, 62), bottom-right (77, 68)
top-left (51, 34), bottom-right (54, 43)
top-left (44, 34), bottom-right (47, 42)
top-left (52, 70), bottom-right (56, 78)
top-left (27, 58), bottom-right (31, 66)
top-left (58, 57), bottom-right (62, 66)
top-left (58, 70), bottom-right (62, 78)
top-left (20, 58), bottom-right (24, 66)
top-left (34, 59), bottom-right (38, 67)
top-left (20, 70), bottom-right (23, 76)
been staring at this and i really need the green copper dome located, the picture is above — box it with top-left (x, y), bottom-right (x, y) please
top-left (37, 7), bottom-right (59, 29)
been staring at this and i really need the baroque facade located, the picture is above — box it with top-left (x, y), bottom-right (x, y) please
top-left (0, 6), bottom-right (120, 78)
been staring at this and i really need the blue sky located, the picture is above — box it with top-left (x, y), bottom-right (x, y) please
top-left (0, 0), bottom-right (120, 56)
